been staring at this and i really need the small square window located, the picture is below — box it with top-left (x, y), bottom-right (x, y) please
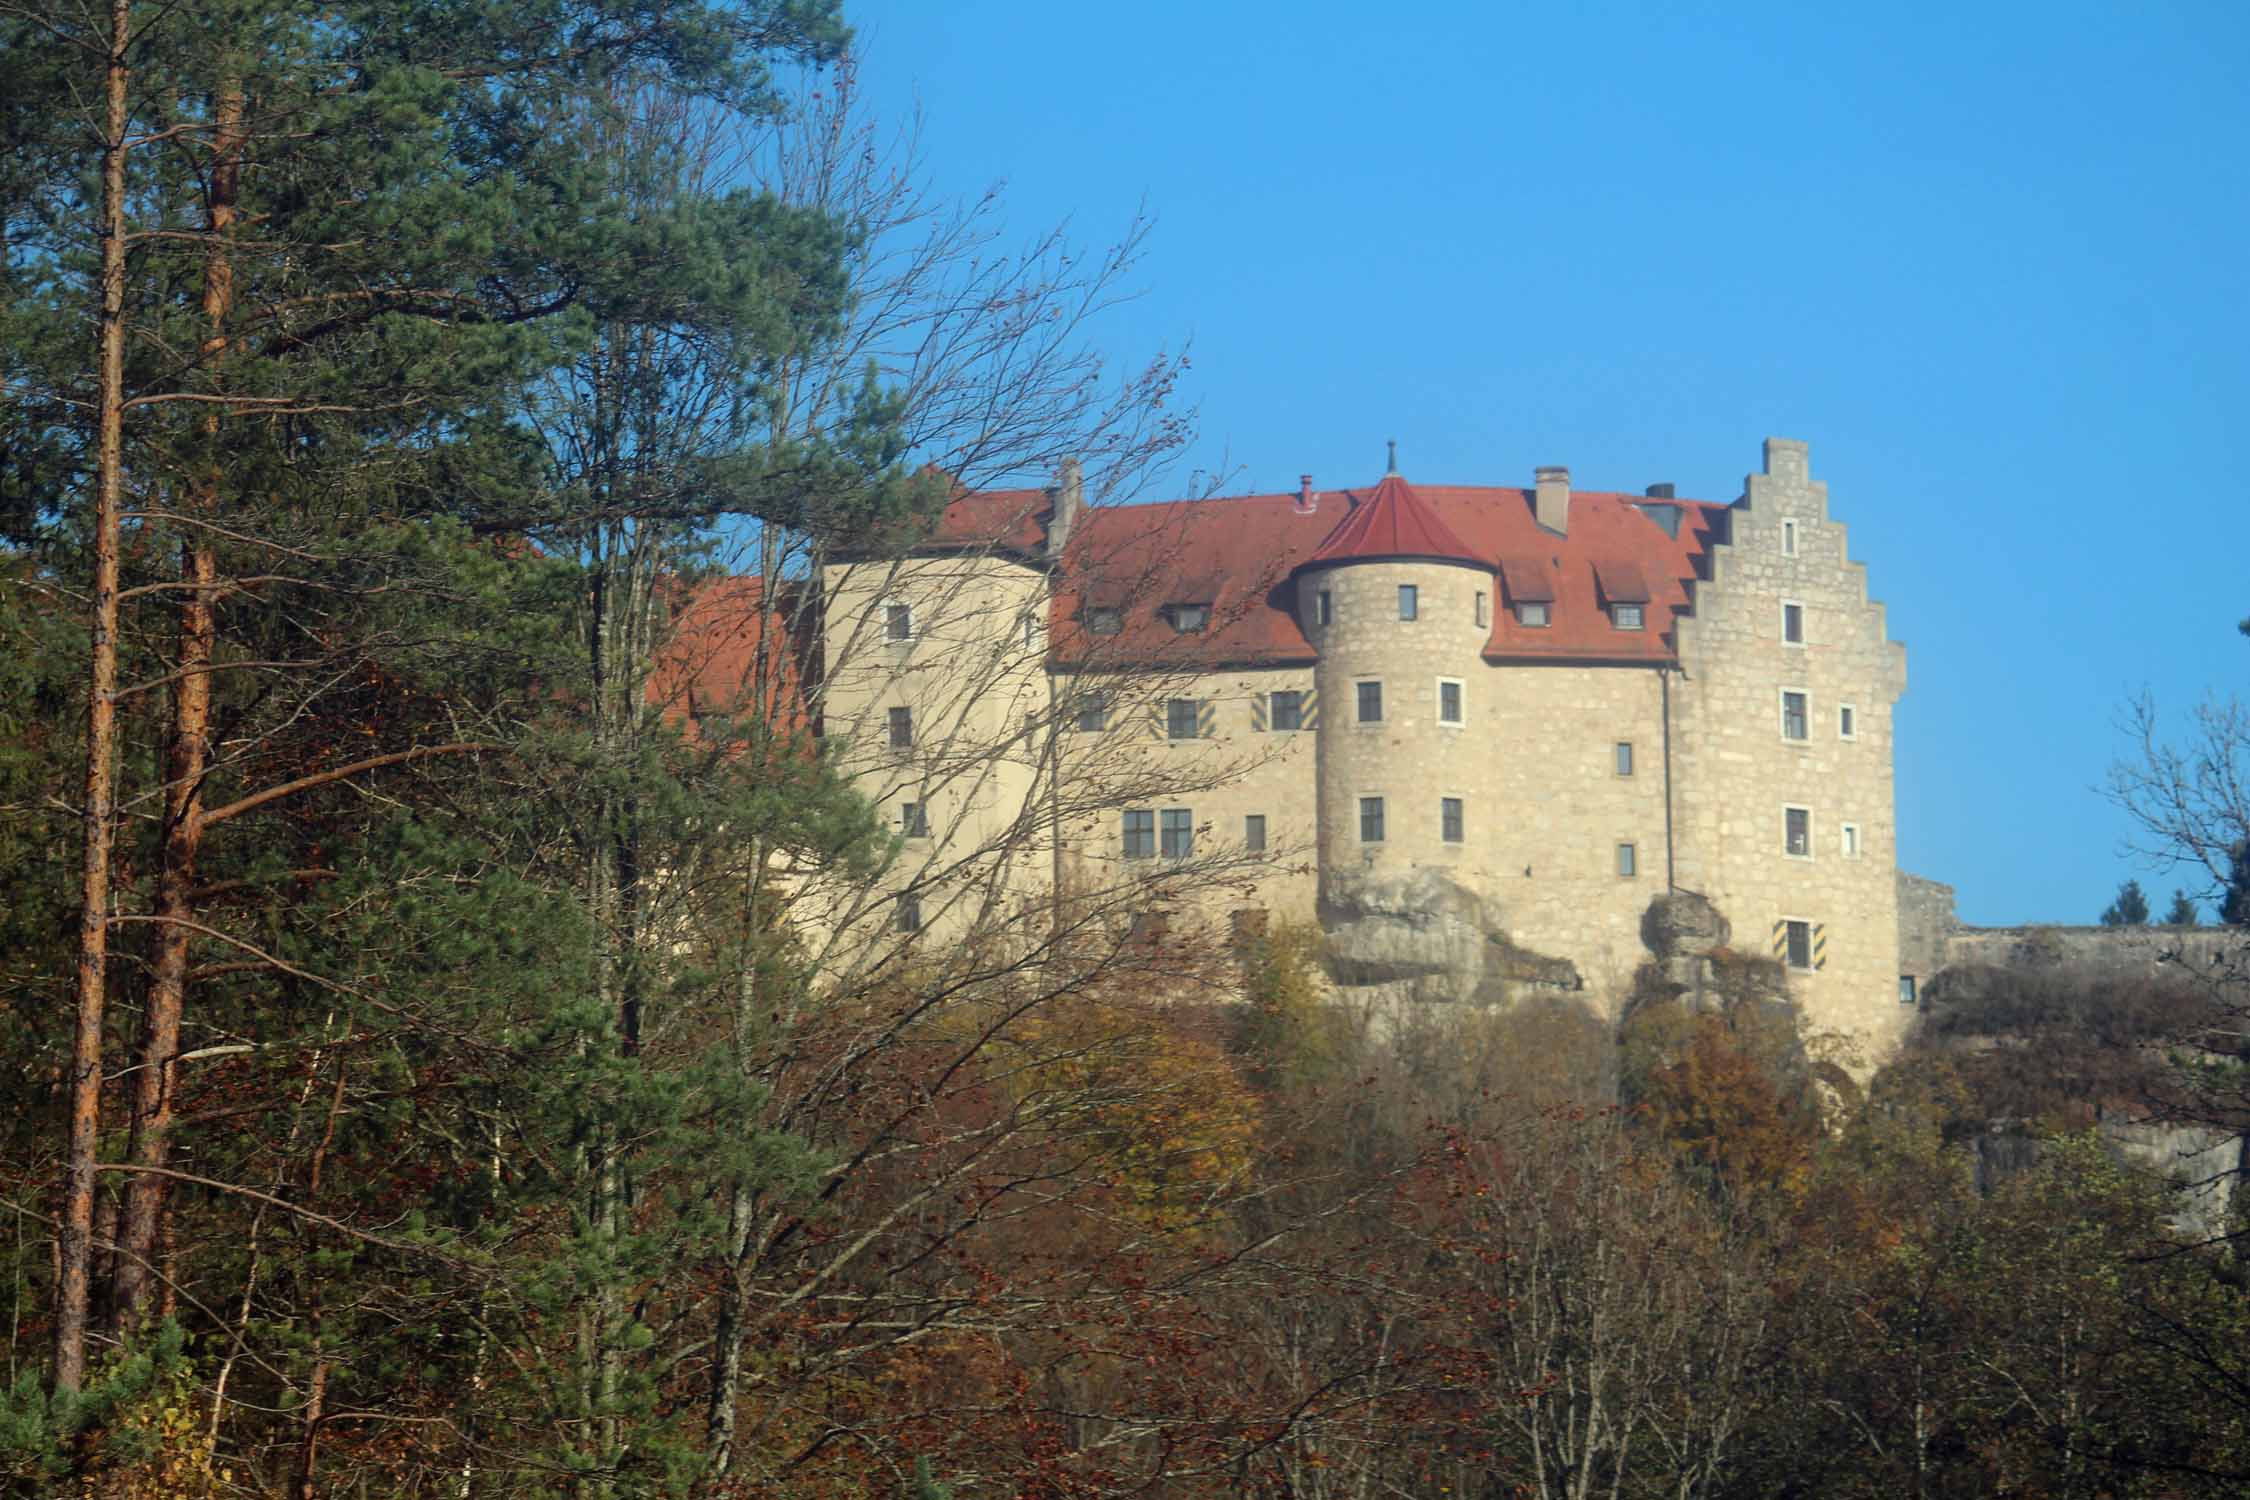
top-left (1398, 584), bottom-right (1419, 620)
top-left (901, 802), bottom-right (929, 839)
top-left (1269, 690), bottom-right (1305, 731)
top-left (1441, 797), bottom-right (1464, 843)
top-left (1785, 805), bottom-right (1811, 858)
top-left (1244, 814), bottom-right (1266, 852)
top-left (896, 894), bottom-right (922, 933)
top-left (1438, 679), bottom-right (1463, 725)
top-left (1615, 741), bottom-right (1634, 777)
top-left (1166, 699), bottom-right (1200, 740)
top-left (1122, 809), bottom-right (1155, 859)
top-left (1839, 704), bottom-right (1857, 740)
top-left (887, 706), bottom-right (914, 749)
top-left (1611, 603), bottom-right (1643, 631)
top-left (1160, 807), bottom-right (1194, 859)
top-left (1316, 590), bottom-right (1333, 626)
top-left (1356, 680), bottom-right (1383, 724)
top-left (1784, 919), bottom-right (1813, 970)
top-left (1841, 822), bottom-right (1861, 858)
top-left (1475, 591), bottom-right (1489, 627)
top-left (1076, 693), bottom-right (1109, 732)
top-left (1517, 601), bottom-right (1549, 628)
top-left (1168, 603), bottom-right (1209, 634)
top-left (1781, 519), bottom-right (1798, 557)
top-left (1359, 796), bottom-right (1385, 843)
top-left (1617, 842), bottom-right (1637, 878)
top-left (1780, 690), bottom-right (1808, 742)
top-left (884, 602), bottom-right (913, 642)
top-left (1899, 975), bottom-right (1918, 1007)
top-left (1086, 606), bottom-right (1122, 637)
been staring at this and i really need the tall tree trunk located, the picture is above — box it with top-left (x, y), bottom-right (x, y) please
top-left (56, 0), bottom-right (135, 1393)
top-left (112, 80), bottom-right (242, 1331)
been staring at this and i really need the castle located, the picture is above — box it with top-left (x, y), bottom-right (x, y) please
top-left (790, 436), bottom-right (1912, 1055)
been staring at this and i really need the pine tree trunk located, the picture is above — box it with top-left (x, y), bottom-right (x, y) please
top-left (56, 0), bottom-right (135, 1393)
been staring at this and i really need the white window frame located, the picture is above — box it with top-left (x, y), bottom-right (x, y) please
top-left (1781, 598), bottom-right (1806, 647)
top-left (1838, 703), bottom-right (1857, 741)
top-left (1474, 590), bottom-right (1489, 628)
top-left (1354, 677), bottom-right (1383, 726)
top-left (1841, 821), bottom-right (1862, 859)
top-left (1439, 795), bottom-right (1465, 845)
top-left (880, 597), bottom-right (915, 643)
top-left (1268, 688), bottom-right (1306, 732)
top-left (1159, 807), bottom-right (1195, 860)
top-left (1899, 974), bottom-right (1918, 1006)
top-left (1616, 842), bottom-right (1638, 878)
top-left (1782, 917), bottom-right (1815, 972)
top-left (1779, 687), bottom-right (1810, 743)
top-left (1610, 602), bottom-right (1644, 631)
top-left (1615, 740), bottom-right (1635, 778)
top-left (1783, 803), bottom-right (1813, 861)
top-left (1121, 808), bottom-right (1155, 860)
top-left (1075, 692), bottom-right (1109, 732)
top-left (1022, 610), bottom-right (1042, 649)
top-left (1436, 676), bottom-right (1465, 727)
top-left (1167, 603), bottom-right (1209, 634)
top-left (1517, 600), bottom-right (1550, 628)
top-left (1781, 518), bottom-right (1799, 557)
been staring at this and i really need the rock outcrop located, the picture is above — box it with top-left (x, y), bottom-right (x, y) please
top-left (1319, 868), bottom-right (1580, 1009)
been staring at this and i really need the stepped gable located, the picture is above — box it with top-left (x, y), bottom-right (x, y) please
top-left (1303, 471), bottom-right (1485, 569)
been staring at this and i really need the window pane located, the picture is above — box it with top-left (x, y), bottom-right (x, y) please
top-left (1077, 693), bottom-right (1108, 732)
top-left (1441, 797), bottom-right (1463, 843)
top-left (1270, 690), bottom-right (1303, 731)
top-left (1617, 842), bottom-right (1637, 877)
top-left (1615, 741), bottom-right (1634, 777)
top-left (1123, 809), bottom-right (1154, 859)
top-left (1317, 590), bottom-right (1332, 625)
top-left (1439, 680), bottom-right (1462, 724)
top-left (902, 803), bottom-right (928, 838)
top-left (1160, 808), bottom-right (1194, 859)
top-left (1899, 975), bottom-right (1917, 1006)
top-left (1356, 681), bottom-right (1382, 723)
top-left (1244, 814), bottom-right (1266, 852)
top-left (1167, 699), bottom-right (1199, 739)
top-left (1087, 607), bottom-right (1122, 636)
top-left (1784, 603), bottom-right (1803, 643)
top-left (1613, 603), bottom-right (1642, 630)
top-left (1840, 705), bottom-right (1855, 738)
top-left (1786, 920), bottom-right (1812, 969)
top-left (885, 603), bottom-right (912, 641)
top-left (888, 706), bottom-right (913, 748)
top-left (1782, 692), bottom-right (1808, 740)
top-left (1786, 807), bottom-right (1810, 856)
top-left (1519, 601), bottom-right (1549, 628)
top-left (1475, 591), bottom-right (1488, 627)
top-left (1359, 796), bottom-right (1385, 842)
top-left (896, 895), bottom-right (920, 933)
top-left (1399, 584), bottom-right (1418, 620)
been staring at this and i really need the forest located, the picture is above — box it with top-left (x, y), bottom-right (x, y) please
top-left (5, 1), bottom-right (2250, 1494)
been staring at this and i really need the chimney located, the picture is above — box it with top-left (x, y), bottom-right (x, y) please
top-left (1644, 482), bottom-right (1675, 499)
top-left (1044, 456), bottom-right (1082, 560)
top-left (1534, 465), bottom-right (1571, 534)
top-left (1295, 473), bottom-right (1316, 514)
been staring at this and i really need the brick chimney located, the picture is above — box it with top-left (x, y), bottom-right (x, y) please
top-left (1644, 482), bottom-right (1675, 499)
top-left (1044, 455), bottom-right (1082, 560)
top-left (1534, 465), bottom-right (1570, 534)
top-left (1295, 473), bottom-right (1316, 515)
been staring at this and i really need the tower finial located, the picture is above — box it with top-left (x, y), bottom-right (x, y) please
top-left (1385, 438), bottom-right (1398, 476)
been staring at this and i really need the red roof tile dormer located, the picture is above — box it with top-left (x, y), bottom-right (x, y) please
top-left (1302, 472), bottom-right (1487, 571)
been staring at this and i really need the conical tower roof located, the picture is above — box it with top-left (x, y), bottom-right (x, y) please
top-left (1303, 472), bottom-right (1486, 569)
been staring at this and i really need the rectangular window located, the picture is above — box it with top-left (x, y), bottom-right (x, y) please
top-left (1785, 919), bottom-right (1812, 971)
top-left (1160, 807), bottom-right (1194, 859)
top-left (1615, 741), bottom-right (1635, 777)
top-left (1398, 584), bottom-right (1419, 620)
top-left (1244, 814), bottom-right (1267, 852)
top-left (1475, 591), bottom-right (1489, 627)
top-left (1166, 698), bottom-right (1200, 740)
top-left (887, 706), bottom-right (914, 748)
top-left (1899, 974), bottom-right (1918, 1007)
top-left (1316, 590), bottom-right (1333, 626)
top-left (1517, 601), bottom-right (1550, 628)
top-left (1438, 679), bottom-right (1464, 725)
top-left (1441, 797), bottom-right (1464, 843)
top-left (1785, 805), bottom-right (1811, 858)
top-left (1023, 611), bottom-right (1041, 649)
top-left (1086, 606), bottom-right (1122, 636)
top-left (884, 602), bottom-right (913, 642)
top-left (901, 802), bottom-right (929, 838)
top-left (896, 894), bottom-right (921, 933)
top-left (1167, 603), bottom-right (1209, 634)
top-left (1122, 809), bottom-right (1155, 860)
top-left (1783, 601), bottom-right (1805, 644)
top-left (1782, 519), bottom-right (1798, 556)
top-left (1269, 690), bottom-right (1305, 731)
top-left (1356, 680), bottom-right (1383, 724)
top-left (1617, 842), bottom-right (1638, 878)
top-left (1839, 703), bottom-right (1857, 740)
top-left (1841, 821), bottom-right (1861, 858)
top-left (1611, 603), bottom-right (1643, 631)
top-left (1359, 796), bottom-right (1385, 843)
top-left (1780, 690), bottom-right (1808, 742)
top-left (1076, 692), bottom-right (1109, 732)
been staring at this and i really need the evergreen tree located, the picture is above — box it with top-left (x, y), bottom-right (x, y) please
top-left (2165, 889), bottom-right (2200, 926)
top-left (2222, 842), bottom-right (2250, 926)
top-left (2100, 878), bottom-right (2152, 926)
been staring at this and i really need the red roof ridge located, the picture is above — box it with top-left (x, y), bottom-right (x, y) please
top-left (1303, 472), bottom-right (1486, 570)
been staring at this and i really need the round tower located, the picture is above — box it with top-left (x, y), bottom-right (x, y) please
top-left (1296, 470), bottom-right (1495, 897)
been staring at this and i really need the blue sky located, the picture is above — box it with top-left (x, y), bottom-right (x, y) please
top-left (846, 0), bottom-right (2250, 926)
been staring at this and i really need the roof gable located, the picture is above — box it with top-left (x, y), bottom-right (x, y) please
top-left (1304, 472), bottom-right (1485, 570)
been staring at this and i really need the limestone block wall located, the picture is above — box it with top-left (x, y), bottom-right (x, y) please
top-left (1672, 438), bottom-right (1910, 1059)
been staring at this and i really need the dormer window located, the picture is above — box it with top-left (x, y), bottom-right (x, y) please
top-left (1166, 603), bottom-right (1209, 634)
top-left (1610, 603), bottom-right (1643, 631)
top-left (1085, 606), bottom-right (1122, 637)
top-left (1517, 601), bottom-right (1549, 628)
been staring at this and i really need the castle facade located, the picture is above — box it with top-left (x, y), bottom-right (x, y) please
top-left (808, 436), bottom-right (1913, 1054)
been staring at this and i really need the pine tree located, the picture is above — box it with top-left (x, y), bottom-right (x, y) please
top-left (2164, 888), bottom-right (2200, 926)
top-left (2099, 878), bottom-right (2151, 926)
top-left (2222, 842), bottom-right (2250, 927)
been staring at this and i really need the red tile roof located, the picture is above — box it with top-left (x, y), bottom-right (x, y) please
top-left (1304, 472), bottom-right (1484, 570)
top-left (651, 575), bottom-right (817, 738)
